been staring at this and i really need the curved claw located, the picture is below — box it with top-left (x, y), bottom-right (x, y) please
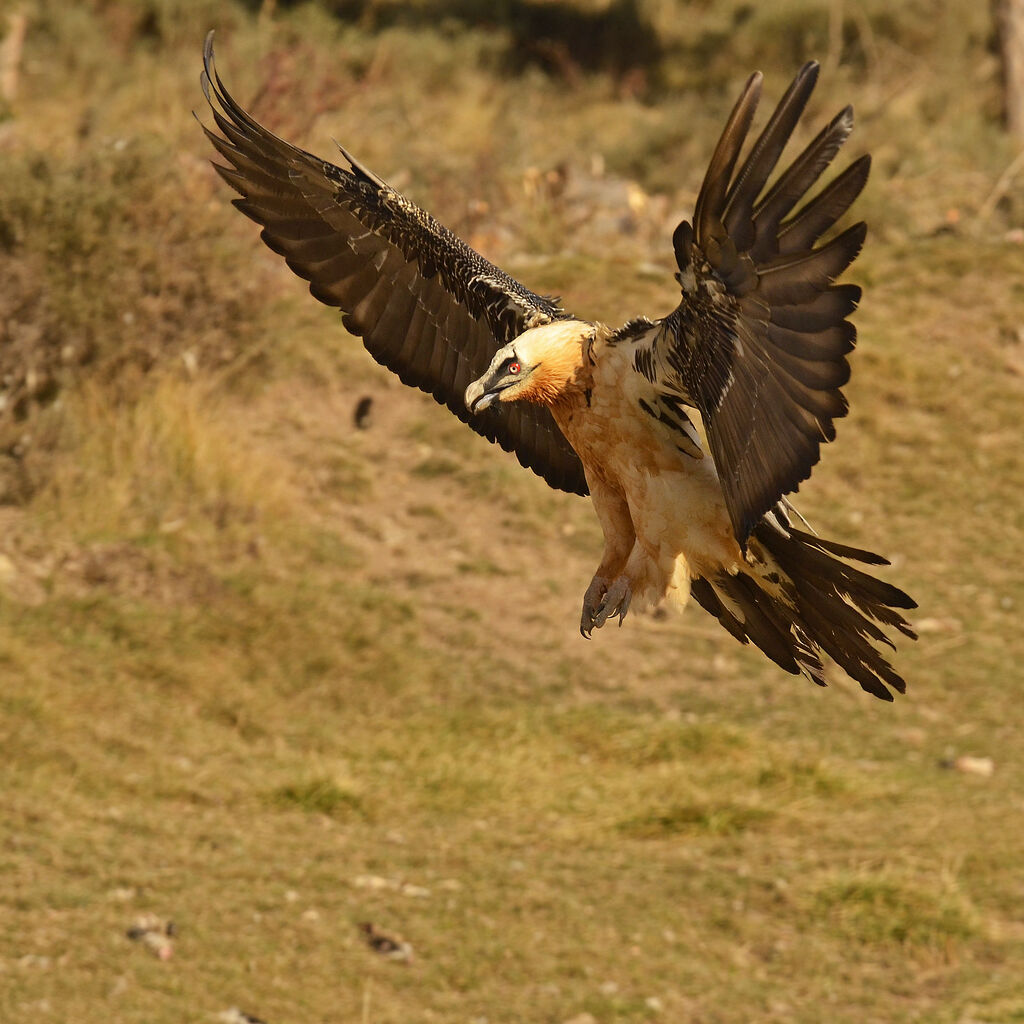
top-left (580, 575), bottom-right (609, 638)
top-left (592, 576), bottom-right (632, 630)
top-left (581, 575), bottom-right (632, 636)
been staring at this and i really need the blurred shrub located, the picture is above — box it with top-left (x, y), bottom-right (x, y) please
top-left (0, 131), bottom-right (265, 499)
top-left (243, 0), bottom-right (663, 81)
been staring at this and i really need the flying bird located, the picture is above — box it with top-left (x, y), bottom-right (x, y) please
top-left (199, 33), bottom-right (916, 699)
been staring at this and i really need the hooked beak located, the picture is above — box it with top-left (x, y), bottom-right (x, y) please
top-left (465, 377), bottom-right (499, 414)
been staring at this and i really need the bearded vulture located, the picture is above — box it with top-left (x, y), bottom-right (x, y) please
top-left (200, 33), bottom-right (916, 700)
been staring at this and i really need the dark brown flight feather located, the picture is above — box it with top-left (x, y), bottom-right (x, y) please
top-left (690, 502), bottom-right (916, 701)
top-left (660, 61), bottom-right (869, 549)
top-left (198, 31), bottom-right (587, 497)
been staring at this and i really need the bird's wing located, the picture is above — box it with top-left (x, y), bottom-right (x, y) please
top-left (642, 63), bottom-right (868, 548)
top-left (198, 33), bottom-right (588, 497)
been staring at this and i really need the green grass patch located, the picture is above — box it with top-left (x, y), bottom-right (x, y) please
top-left (272, 778), bottom-right (370, 820)
top-left (559, 706), bottom-right (750, 766)
top-left (619, 800), bottom-right (775, 838)
top-left (412, 454), bottom-right (463, 478)
top-left (810, 871), bottom-right (981, 948)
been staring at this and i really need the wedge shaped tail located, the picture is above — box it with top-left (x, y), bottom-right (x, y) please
top-left (691, 512), bottom-right (916, 700)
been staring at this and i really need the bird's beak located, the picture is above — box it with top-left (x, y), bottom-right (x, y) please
top-left (465, 377), bottom-right (498, 414)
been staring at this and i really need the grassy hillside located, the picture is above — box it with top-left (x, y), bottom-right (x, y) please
top-left (1, 1), bottom-right (1023, 1022)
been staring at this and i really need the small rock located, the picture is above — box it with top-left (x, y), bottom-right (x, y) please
top-left (400, 883), bottom-right (431, 899)
top-left (126, 915), bottom-right (175, 960)
top-left (352, 874), bottom-right (430, 897)
top-left (216, 1010), bottom-right (268, 1024)
top-left (353, 874), bottom-right (393, 891)
top-left (18, 954), bottom-right (51, 969)
top-left (915, 617), bottom-right (961, 634)
top-left (945, 755), bottom-right (995, 777)
top-left (359, 922), bottom-right (413, 963)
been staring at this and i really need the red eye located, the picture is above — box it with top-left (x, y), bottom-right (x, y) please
top-left (509, 361), bottom-right (521, 374)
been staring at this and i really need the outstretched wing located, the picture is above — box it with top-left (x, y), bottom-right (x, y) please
top-left (641, 62), bottom-right (869, 547)
top-left (198, 33), bottom-right (587, 496)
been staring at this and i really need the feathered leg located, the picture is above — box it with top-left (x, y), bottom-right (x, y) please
top-left (581, 477), bottom-right (635, 637)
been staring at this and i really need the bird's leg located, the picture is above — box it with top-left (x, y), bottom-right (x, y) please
top-left (580, 479), bottom-right (635, 638)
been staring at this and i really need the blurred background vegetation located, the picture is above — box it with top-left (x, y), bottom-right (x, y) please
top-left (1, 1), bottom-right (1023, 1022)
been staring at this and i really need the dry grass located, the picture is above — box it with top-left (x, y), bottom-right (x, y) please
top-left (1, 1), bottom-right (1023, 1022)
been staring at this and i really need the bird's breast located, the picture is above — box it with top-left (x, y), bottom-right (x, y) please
top-left (552, 373), bottom-right (744, 575)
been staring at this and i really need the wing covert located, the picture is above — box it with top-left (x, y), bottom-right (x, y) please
top-left (199, 33), bottom-right (587, 496)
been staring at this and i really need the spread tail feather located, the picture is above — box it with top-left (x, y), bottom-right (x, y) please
top-left (691, 514), bottom-right (916, 700)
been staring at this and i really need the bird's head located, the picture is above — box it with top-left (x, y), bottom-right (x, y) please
top-left (465, 320), bottom-right (594, 413)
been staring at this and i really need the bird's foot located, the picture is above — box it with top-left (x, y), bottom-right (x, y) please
top-left (580, 576), bottom-right (608, 638)
top-left (580, 574), bottom-right (632, 638)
